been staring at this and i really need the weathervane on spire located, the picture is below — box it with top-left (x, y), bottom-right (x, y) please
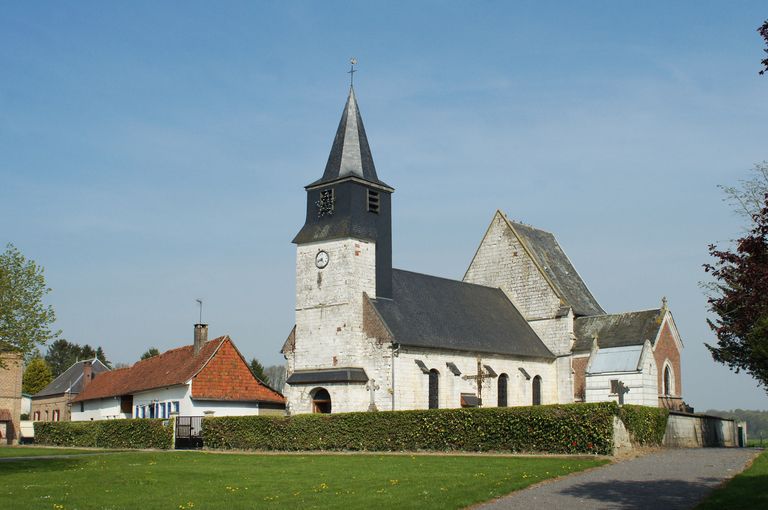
top-left (348, 57), bottom-right (358, 87)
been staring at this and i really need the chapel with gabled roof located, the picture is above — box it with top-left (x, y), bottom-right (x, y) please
top-left (282, 84), bottom-right (687, 414)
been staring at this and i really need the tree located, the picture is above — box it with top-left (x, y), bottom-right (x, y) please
top-left (140, 347), bottom-right (160, 360)
top-left (704, 193), bottom-right (768, 391)
top-left (718, 162), bottom-right (768, 220)
top-left (759, 19), bottom-right (768, 75)
top-left (22, 357), bottom-right (53, 395)
top-left (264, 364), bottom-right (286, 392)
top-left (0, 243), bottom-right (60, 366)
top-left (44, 339), bottom-right (110, 377)
top-left (249, 358), bottom-right (269, 384)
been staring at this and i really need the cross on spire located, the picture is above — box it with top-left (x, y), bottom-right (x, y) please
top-left (348, 57), bottom-right (357, 87)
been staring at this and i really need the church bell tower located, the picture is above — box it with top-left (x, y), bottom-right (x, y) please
top-left (286, 84), bottom-right (394, 414)
top-left (293, 86), bottom-right (394, 298)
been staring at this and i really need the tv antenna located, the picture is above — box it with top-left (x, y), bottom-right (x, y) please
top-left (195, 298), bottom-right (203, 323)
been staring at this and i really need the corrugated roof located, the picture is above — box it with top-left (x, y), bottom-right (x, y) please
top-left (370, 269), bottom-right (554, 359)
top-left (509, 221), bottom-right (605, 317)
top-left (72, 337), bottom-right (284, 404)
top-left (33, 359), bottom-right (110, 398)
top-left (587, 345), bottom-right (644, 374)
top-left (573, 309), bottom-right (663, 352)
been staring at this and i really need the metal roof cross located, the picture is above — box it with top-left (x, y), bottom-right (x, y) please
top-left (348, 57), bottom-right (358, 86)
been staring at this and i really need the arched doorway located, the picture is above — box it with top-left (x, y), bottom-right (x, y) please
top-left (428, 369), bottom-right (439, 409)
top-left (311, 388), bottom-right (332, 413)
top-left (497, 373), bottom-right (509, 407)
top-left (532, 375), bottom-right (542, 406)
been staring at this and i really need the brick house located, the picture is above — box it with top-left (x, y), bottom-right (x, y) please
top-left (0, 352), bottom-right (23, 444)
top-left (31, 358), bottom-right (110, 422)
top-left (281, 86), bottom-right (686, 414)
top-left (71, 325), bottom-right (285, 420)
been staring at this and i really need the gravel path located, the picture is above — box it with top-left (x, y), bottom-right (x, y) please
top-left (477, 448), bottom-right (760, 510)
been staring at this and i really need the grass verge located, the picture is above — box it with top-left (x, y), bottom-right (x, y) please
top-left (0, 447), bottom-right (112, 458)
top-left (0, 451), bottom-right (607, 509)
top-left (696, 449), bottom-right (768, 509)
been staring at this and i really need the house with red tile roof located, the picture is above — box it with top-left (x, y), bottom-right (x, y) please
top-left (70, 325), bottom-right (285, 421)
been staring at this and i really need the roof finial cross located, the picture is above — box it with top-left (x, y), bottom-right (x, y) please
top-left (348, 57), bottom-right (358, 87)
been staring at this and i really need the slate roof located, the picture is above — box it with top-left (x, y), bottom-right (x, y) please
top-left (307, 86), bottom-right (391, 190)
top-left (72, 337), bottom-right (284, 404)
top-left (33, 359), bottom-right (110, 398)
top-left (509, 221), bottom-right (605, 317)
top-left (573, 309), bottom-right (664, 352)
top-left (369, 269), bottom-right (554, 359)
top-left (587, 345), bottom-right (645, 374)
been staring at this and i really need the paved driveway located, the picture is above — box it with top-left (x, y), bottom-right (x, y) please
top-left (476, 448), bottom-right (760, 510)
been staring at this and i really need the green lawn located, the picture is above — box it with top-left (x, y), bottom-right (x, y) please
top-left (697, 449), bottom-right (768, 510)
top-left (0, 451), bottom-right (607, 509)
top-left (0, 447), bottom-right (111, 458)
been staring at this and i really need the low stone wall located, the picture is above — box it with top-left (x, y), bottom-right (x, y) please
top-left (663, 411), bottom-right (738, 448)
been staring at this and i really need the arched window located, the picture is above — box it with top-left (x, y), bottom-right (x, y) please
top-left (45, 410), bottom-right (49, 421)
top-left (497, 373), bottom-right (509, 407)
top-left (33, 411), bottom-right (40, 421)
top-left (532, 375), bottom-right (542, 406)
top-left (311, 388), bottom-right (332, 414)
top-left (428, 369), bottom-right (439, 409)
top-left (664, 364), bottom-right (673, 396)
top-left (52, 409), bottom-right (60, 422)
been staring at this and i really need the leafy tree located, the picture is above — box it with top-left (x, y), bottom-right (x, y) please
top-left (718, 162), bottom-right (768, 220)
top-left (759, 19), bottom-right (768, 75)
top-left (22, 357), bottom-right (53, 394)
top-left (44, 339), bottom-right (110, 377)
top-left (249, 358), bottom-right (269, 384)
top-left (704, 193), bottom-right (768, 391)
top-left (140, 347), bottom-right (160, 360)
top-left (0, 243), bottom-right (60, 366)
top-left (95, 346), bottom-right (111, 368)
top-left (264, 364), bottom-right (287, 392)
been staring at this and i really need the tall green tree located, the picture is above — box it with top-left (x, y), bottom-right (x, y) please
top-left (249, 358), bottom-right (269, 384)
top-left (44, 339), bottom-right (110, 377)
top-left (0, 243), bottom-right (60, 366)
top-left (140, 347), bottom-right (160, 360)
top-left (22, 357), bottom-right (53, 394)
top-left (704, 193), bottom-right (768, 391)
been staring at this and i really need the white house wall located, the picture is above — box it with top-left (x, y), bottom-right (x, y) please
top-left (71, 398), bottom-right (125, 421)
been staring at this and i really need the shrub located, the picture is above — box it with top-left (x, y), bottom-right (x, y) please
top-left (34, 418), bottom-right (174, 449)
top-left (619, 405), bottom-right (669, 446)
top-left (203, 402), bottom-right (619, 455)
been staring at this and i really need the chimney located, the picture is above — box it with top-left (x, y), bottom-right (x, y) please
top-left (82, 360), bottom-right (93, 389)
top-left (194, 323), bottom-right (208, 355)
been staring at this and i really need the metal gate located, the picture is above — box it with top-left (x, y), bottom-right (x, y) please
top-left (175, 416), bottom-right (203, 449)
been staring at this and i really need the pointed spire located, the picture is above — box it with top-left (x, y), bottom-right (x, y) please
top-left (309, 87), bottom-right (390, 189)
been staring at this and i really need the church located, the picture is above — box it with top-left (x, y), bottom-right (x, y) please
top-left (282, 85), bottom-right (686, 415)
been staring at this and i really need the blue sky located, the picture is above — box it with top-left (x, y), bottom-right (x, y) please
top-left (1, 1), bottom-right (766, 410)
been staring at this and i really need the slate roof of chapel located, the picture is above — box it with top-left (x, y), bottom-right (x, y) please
top-left (508, 220), bottom-right (605, 317)
top-left (307, 86), bottom-right (391, 190)
top-left (33, 359), bottom-right (111, 398)
top-left (572, 309), bottom-right (664, 352)
top-left (369, 269), bottom-right (555, 359)
top-left (71, 337), bottom-right (284, 404)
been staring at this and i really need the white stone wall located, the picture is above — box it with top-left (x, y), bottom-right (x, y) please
top-left (394, 348), bottom-right (558, 410)
top-left (72, 398), bottom-right (125, 421)
top-left (464, 212), bottom-right (562, 321)
top-left (287, 237), bottom-right (396, 415)
top-left (292, 238), bottom-right (376, 370)
top-left (585, 348), bottom-right (659, 406)
top-left (73, 384), bottom-right (264, 421)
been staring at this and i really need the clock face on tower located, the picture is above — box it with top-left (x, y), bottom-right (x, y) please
top-left (315, 250), bottom-right (329, 269)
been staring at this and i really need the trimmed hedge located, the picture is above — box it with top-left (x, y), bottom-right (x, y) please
top-left (34, 418), bottom-right (174, 449)
top-left (619, 405), bottom-right (669, 446)
top-left (202, 402), bottom-right (619, 455)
